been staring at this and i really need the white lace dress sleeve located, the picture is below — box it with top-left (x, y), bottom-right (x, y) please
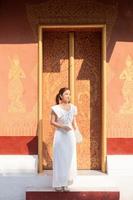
top-left (51, 105), bottom-right (62, 118)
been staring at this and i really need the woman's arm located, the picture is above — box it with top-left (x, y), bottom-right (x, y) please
top-left (50, 111), bottom-right (71, 131)
top-left (72, 116), bottom-right (78, 130)
top-left (50, 111), bottom-right (63, 128)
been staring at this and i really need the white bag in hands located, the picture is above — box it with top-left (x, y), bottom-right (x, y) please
top-left (74, 127), bottom-right (83, 143)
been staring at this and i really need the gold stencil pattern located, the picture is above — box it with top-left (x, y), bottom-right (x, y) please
top-left (0, 55), bottom-right (37, 136)
top-left (26, 0), bottom-right (117, 43)
top-left (42, 31), bottom-right (102, 169)
top-left (0, 104), bottom-right (37, 136)
top-left (119, 55), bottom-right (133, 114)
top-left (107, 55), bottom-right (133, 138)
top-left (42, 32), bottom-right (69, 169)
top-left (75, 32), bottom-right (101, 169)
top-left (8, 55), bottom-right (26, 113)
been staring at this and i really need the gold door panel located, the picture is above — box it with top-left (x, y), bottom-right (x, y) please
top-left (42, 32), bottom-right (69, 169)
top-left (42, 30), bottom-right (102, 170)
top-left (74, 32), bottom-right (102, 169)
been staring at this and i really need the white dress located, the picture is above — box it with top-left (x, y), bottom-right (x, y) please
top-left (51, 103), bottom-right (77, 188)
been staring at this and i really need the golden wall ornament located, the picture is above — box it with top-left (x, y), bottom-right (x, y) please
top-left (0, 56), bottom-right (38, 136)
top-left (107, 55), bottom-right (133, 138)
top-left (26, 0), bottom-right (117, 43)
top-left (119, 55), bottom-right (133, 114)
top-left (8, 55), bottom-right (26, 113)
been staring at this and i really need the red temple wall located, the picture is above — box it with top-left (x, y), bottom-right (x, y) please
top-left (0, 0), bottom-right (133, 155)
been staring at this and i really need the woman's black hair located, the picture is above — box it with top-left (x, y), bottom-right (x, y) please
top-left (55, 87), bottom-right (70, 104)
top-left (55, 93), bottom-right (60, 105)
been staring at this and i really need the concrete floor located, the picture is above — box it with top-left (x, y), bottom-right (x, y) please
top-left (0, 170), bottom-right (132, 200)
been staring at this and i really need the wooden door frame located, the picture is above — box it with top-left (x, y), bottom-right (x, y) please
top-left (38, 25), bottom-right (107, 173)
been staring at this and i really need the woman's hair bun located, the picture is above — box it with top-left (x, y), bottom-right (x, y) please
top-left (55, 87), bottom-right (70, 104)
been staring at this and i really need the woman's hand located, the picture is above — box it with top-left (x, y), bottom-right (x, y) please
top-left (50, 111), bottom-right (72, 132)
top-left (62, 125), bottom-right (72, 132)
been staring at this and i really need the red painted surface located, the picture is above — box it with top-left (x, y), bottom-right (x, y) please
top-left (0, 136), bottom-right (38, 154)
top-left (107, 138), bottom-right (133, 155)
top-left (0, 137), bottom-right (133, 155)
top-left (26, 191), bottom-right (120, 200)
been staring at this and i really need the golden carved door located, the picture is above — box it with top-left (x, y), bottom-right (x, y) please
top-left (42, 30), bottom-right (102, 170)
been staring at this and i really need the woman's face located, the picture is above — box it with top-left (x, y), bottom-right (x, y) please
top-left (61, 90), bottom-right (71, 103)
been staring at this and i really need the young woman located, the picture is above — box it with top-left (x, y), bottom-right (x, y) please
top-left (50, 87), bottom-right (78, 191)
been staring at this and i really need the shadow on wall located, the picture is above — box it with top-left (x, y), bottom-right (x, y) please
top-left (107, 0), bottom-right (133, 62)
top-left (0, 136), bottom-right (38, 155)
top-left (42, 142), bottom-right (52, 169)
top-left (27, 136), bottom-right (38, 154)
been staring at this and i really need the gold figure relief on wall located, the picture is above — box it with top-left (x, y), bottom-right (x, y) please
top-left (107, 54), bottom-right (133, 138)
top-left (8, 55), bottom-right (26, 113)
top-left (0, 55), bottom-right (37, 136)
top-left (119, 55), bottom-right (133, 114)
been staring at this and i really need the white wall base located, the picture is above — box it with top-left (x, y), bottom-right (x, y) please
top-left (0, 155), bottom-right (38, 174)
top-left (1, 155), bottom-right (133, 176)
top-left (107, 155), bottom-right (133, 175)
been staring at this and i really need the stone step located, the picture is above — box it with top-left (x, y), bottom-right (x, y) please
top-left (26, 189), bottom-right (119, 200)
top-left (26, 170), bottom-right (120, 200)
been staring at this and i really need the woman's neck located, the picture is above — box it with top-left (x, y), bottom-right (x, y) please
top-left (61, 102), bottom-right (69, 105)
